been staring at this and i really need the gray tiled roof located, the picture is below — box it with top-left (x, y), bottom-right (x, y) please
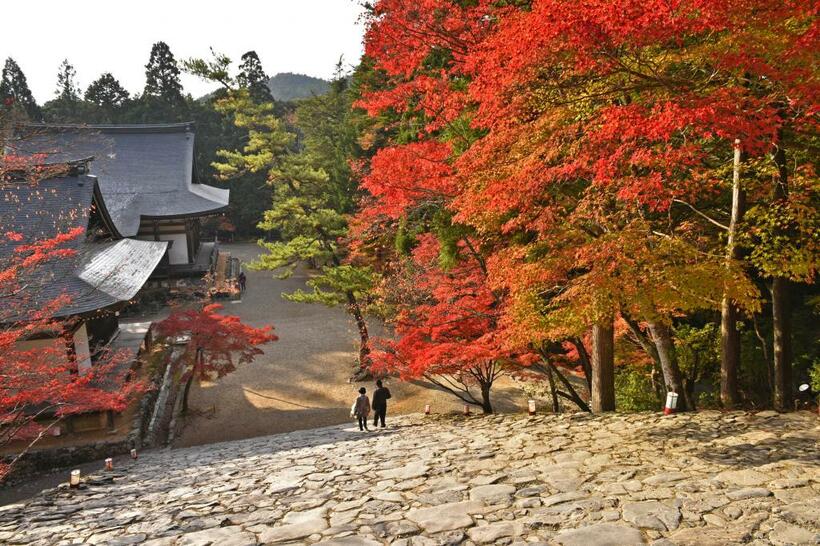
top-left (76, 239), bottom-right (169, 301)
top-left (12, 123), bottom-right (230, 237)
top-left (0, 176), bottom-right (167, 319)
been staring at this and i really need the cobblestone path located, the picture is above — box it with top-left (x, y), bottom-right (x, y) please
top-left (1, 410), bottom-right (818, 545)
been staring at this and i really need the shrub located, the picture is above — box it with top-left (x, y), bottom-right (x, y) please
top-left (615, 365), bottom-right (660, 412)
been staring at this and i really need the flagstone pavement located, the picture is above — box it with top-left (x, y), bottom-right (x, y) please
top-left (1, 410), bottom-right (818, 545)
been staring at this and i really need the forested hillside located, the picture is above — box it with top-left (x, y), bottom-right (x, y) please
top-left (266, 72), bottom-right (329, 101)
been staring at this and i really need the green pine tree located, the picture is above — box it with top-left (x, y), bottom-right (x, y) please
top-left (144, 41), bottom-right (184, 102)
top-left (85, 72), bottom-right (129, 108)
top-left (84, 73), bottom-right (130, 123)
top-left (131, 42), bottom-right (188, 122)
top-left (237, 51), bottom-right (273, 103)
top-left (42, 60), bottom-right (86, 122)
top-left (212, 82), bottom-right (375, 372)
top-left (143, 42), bottom-right (182, 102)
top-left (55, 59), bottom-right (80, 102)
top-left (0, 58), bottom-right (41, 121)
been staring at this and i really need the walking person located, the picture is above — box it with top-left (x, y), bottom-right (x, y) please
top-left (372, 379), bottom-right (392, 428)
top-left (238, 271), bottom-right (247, 292)
top-left (353, 387), bottom-right (370, 431)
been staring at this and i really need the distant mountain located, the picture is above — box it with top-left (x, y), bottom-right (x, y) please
top-left (267, 73), bottom-right (330, 102)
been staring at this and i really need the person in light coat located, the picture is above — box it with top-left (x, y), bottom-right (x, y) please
top-left (353, 387), bottom-right (370, 431)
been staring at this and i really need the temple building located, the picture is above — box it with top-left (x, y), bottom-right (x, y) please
top-left (0, 159), bottom-right (167, 435)
top-left (12, 123), bottom-right (230, 277)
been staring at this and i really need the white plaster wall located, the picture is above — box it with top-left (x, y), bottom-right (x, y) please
top-left (73, 323), bottom-right (92, 376)
top-left (160, 233), bottom-right (189, 264)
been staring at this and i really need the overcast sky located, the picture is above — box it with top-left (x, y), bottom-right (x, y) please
top-left (1, 0), bottom-right (368, 103)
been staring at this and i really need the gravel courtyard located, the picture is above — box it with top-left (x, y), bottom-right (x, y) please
top-left (2, 410), bottom-right (818, 545)
top-left (176, 243), bottom-right (526, 447)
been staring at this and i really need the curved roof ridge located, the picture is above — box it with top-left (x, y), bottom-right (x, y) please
top-left (19, 122), bottom-right (195, 134)
top-left (12, 123), bottom-right (229, 236)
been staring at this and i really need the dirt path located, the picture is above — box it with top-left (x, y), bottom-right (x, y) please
top-left (175, 243), bottom-right (527, 447)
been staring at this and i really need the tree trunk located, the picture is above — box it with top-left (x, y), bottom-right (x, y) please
top-left (752, 314), bottom-right (774, 394)
top-left (570, 337), bottom-right (593, 392)
top-left (682, 351), bottom-right (699, 411)
top-left (647, 321), bottom-right (688, 411)
top-left (622, 311), bottom-right (665, 400)
top-left (591, 320), bottom-right (615, 412)
top-left (770, 136), bottom-right (792, 411)
top-left (536, 351), bottom-right (591, 412)
top-left (771, 274), bottom-right (793, 411)
top-left (721, 138), bottom-right (745, 408)
top-left (622, 312), bottom-right (661, 365)
top-left (479, 381), bottom-right (493, 414)
top-left (720, 300), bottom-right (741, 407)
top-left (546, 363), bottom-right (560, 412)
top-left (346, 291), bottom-right (370, 369)
top-left (682, 377), bottom-right (696, 411)
top-left (181, 373), bottom-right (194, 416)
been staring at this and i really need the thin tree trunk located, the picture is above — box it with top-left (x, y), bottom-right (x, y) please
top-left (720, 302), bottom-right (741, 407)
top-left (721, 138), bottom-right (745, 408)
top-left (181, 373), bottom-right (194, 415)
top-left (181, 349), bottom-right (201, 415)
top-left (647, 321), bottom-right (688, 411)
top-left (622, 312), bottom-right (661, 366)
top-left (682, 351), bottom-right (699, 411)
top-left (770, 136), bottom-right (793, 411)
top-left (346, 291), bottom-right (370, 369)
top-left (549, 363), bottom-right (591, 413)
top-left (570, 337), bottom-right (593, 392)
top-left (330, 250), bottom-right (371, 374)
top-left (622, 311), bottom-right (665, 400)
top-left (752, 315), bottom-right (773, 393)
top-left (771, 278), bottom-right (792, 410)
top-left (479, 381), bottom-right (493, 414)
top-left (536, 351), bottom-right (592, 412)
top-left (591, 320), bottom-right (615, 412)
top-left (546, 363), bottom-right (560, 413)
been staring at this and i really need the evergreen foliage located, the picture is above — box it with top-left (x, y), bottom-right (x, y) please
top-left (85, 73), bottom-right (130, 109)
top-left (0, 58), bottom-right (41, 120)
top-left (55, 59), bottom-right (80, 102)
top-left (266, 72), bottom-right (330, 101)
top-left (237, 51), bottom-right (273, 103)
top-left (43, 60), bottom-right (84, 122)
top-left (143, 41), bottom-right (184, 103)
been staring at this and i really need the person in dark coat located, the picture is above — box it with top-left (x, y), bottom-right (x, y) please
top-left (238, 271), bottom-right (247, 292)
top-left (353, 387), bottom-right (370, 431)
top-left (372, 379), bottom-right (392, 428)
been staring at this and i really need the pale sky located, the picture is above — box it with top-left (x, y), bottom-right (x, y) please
top-left (0, 0), bottom-right (368, 103)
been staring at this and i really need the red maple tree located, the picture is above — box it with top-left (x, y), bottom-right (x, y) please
top-left (355, 0), bottom-right (816, 413)
top-left (1, 226), bottom-right (144, 482)
top-left (370, 235), bottom-right (536, 413)
top-left (156, 304), bottom-right (277, 414)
